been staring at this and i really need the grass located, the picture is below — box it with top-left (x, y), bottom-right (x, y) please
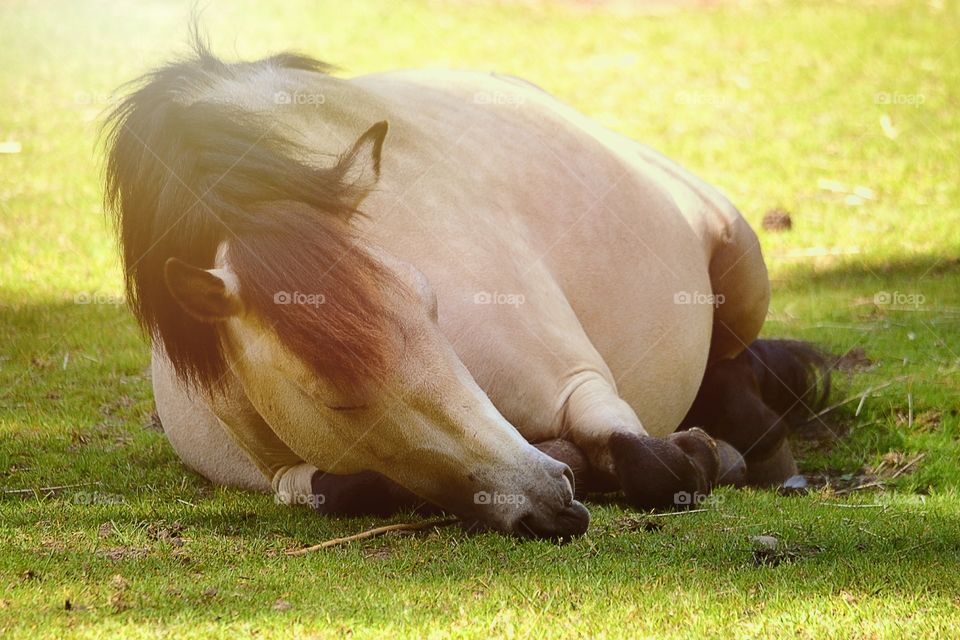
top-left (1, 0), bottom-right (958, 637)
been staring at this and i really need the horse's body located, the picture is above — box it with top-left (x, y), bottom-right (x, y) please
top-left (110, 45), bottom-right (823, 538)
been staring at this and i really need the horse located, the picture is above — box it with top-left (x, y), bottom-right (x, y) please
top-left (103, 38), bottom-right (830, 539)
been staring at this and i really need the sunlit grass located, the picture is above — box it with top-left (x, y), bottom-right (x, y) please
top-left (1, 0), bottom-right (958, 637)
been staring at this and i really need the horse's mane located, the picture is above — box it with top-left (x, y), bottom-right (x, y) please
top-left (103, 36), bottom-right (395, 390)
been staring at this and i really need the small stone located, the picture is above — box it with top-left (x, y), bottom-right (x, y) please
top-left (750, 535), bottom-right (779, 551)
top-left (778, 475), bottom-right (809, 496)
top-left (273, 598), bottom-right (293, 611)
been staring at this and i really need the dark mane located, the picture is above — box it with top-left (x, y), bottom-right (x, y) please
top-left (103, 37), bottom-right (395, 390)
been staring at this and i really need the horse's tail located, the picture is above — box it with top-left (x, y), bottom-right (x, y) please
top-left (736, 339), bottom-right (832, 424)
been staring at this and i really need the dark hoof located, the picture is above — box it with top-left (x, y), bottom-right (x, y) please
top-left (667, 428), bottom-right (721, 488)
top-left (533, 438), bottom-right (595, 495)
top-left (609, 431), bottom-right (715, 510)
top-left (745, 439), bottom-right (798, 487)
top-left (714, 439), bottom-right (748, 487)
top-left (310, 470), bottom-right (434, 517)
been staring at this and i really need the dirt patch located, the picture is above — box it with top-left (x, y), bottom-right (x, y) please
top-left (612, 515), bottom-right (665, 533)
top-left (97, 547), bottom-right (150, 561)
top-left (762, 208), bottom-right (793, 232)
top-left (146, 521), bottom-right (187, 547)
top-left (834, 347), bottom-right (874, 372)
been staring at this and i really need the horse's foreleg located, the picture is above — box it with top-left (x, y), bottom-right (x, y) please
top-left (558, 373), bottom-right (722, 509)
top-left (206, 398), bottom-right (436, 516)
top-left (155, 348), bottom-right (440, 516)
top-left (309, 470), bottom-right (437, 516)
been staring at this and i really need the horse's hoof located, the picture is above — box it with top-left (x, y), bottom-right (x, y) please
top-left (608, 431), bottom-right (712, 510)
top-left (714, 439), bottom-right (748, 487)
top-left (668, 427), bottom-right (721, 488)
top-left (745, 439), bottom-right (799, 487)
top-left (310, 469), bottom-right (430, 517)
top-left (532, 438), bottom-right (593, 495)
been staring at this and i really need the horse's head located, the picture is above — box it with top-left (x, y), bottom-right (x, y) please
top-left (160, 123), bottom-right (589, 539)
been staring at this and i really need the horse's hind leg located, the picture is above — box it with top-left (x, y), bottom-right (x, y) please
top-left (683, 213), bottom-right (830, 486)
top-left (706, 212), bottom-right (771, 364)
top-left (680, 355), bottom-right (797, 486)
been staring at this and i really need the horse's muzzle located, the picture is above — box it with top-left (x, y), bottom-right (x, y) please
top-left (514, 499), bottom-right (591, 540)
top-left (476, 455), bottom-right (591, 540)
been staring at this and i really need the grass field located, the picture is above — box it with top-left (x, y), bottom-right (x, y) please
top-left (1, 0), bottom-right (959, 637)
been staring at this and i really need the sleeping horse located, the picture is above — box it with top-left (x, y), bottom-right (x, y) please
top-left (104, 40), bottom-right (829, 539)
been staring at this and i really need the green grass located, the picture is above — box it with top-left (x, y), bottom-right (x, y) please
top-left (1, 0), bottom-right (959, 637)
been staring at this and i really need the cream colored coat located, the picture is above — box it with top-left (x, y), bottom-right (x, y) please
top-left (154, 68), bottom-right (768, 520)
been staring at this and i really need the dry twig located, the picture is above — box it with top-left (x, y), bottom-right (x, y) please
top-left (285, 518), bottom-right (458, 556)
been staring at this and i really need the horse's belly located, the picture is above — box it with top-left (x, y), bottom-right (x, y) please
top-left (590, 298), bottom-right (712, 438)
top-left (561, 250), bottom-right (713, 439)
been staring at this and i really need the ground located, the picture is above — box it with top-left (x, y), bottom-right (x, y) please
top-left (1, 0), bottom-right (959, 638)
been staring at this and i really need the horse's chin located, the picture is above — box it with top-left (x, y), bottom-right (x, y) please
top-left (458, 499), bottom-right (591, 541)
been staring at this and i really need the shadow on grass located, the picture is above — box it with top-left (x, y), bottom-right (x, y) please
top-left (771, 253), bottom-right (960, 295)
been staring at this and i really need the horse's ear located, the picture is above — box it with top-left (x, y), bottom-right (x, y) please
top-left (339, 121), bottom-right (388, 205)
top-left (164, 258), bottom-right (242, 322)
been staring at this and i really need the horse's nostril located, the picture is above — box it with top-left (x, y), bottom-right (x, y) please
top-left (561, 465), bottom-right (576, 500)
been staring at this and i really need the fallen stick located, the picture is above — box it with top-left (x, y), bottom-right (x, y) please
top-left (1, 482), bottom-right (101, 497)
top-left (833, 480), bottom-right (885, 496)
top-left (821, 503), bottom-right (886, 509)
top-left (645, 508), bottom-right (711, 517)
top-left (285, 518), bottom-right (459, 556)
top-left (891, 453), bottom-right (926, 479)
